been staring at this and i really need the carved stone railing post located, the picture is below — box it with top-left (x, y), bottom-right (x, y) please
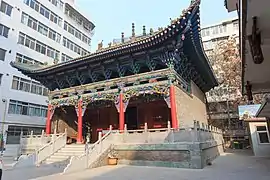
top-left (144, 122), bottom-right (148, 143)
top-left (51, 127), bottom-right (57, 154)
top-left (41, 130), bottom-right (45, 145)
top-left (98, 132), bottom-right (102, 154)
top-left (123, 124), bottom-right (128, 143)
top-left (30, 130), bottom-right (33, 145)
top-left (18, 131), bottom-right (23, 158)
top-left (167, 121), bottom-right (171, 132)
top-left (202, 123), bottom-right (205, 131)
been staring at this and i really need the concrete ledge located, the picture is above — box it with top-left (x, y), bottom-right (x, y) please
top-left (114, 143), bottom-right (190, 150)
top-left (118, 159), bottom-right (190, 168)
top-left (111, 142), bottom-right (224, 169)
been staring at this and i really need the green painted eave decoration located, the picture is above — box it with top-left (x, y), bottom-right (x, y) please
top-left (51, 96), bottom-right (79, 107)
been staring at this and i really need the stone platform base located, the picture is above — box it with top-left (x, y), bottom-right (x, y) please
top-left (110, 142), bottom-right (224, 169)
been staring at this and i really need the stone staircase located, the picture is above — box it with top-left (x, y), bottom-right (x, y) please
top-left (44, 144), bottom-right (85, 164)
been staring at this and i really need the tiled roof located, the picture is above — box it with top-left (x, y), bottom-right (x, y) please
top-left (11, 0), bottom-right (201, 74)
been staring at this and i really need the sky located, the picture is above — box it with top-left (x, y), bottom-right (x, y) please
top-left (76, 0), bottom-right (237, 51)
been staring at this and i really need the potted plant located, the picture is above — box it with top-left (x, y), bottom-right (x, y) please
top-left (107, 151), bottom-right (118, 165)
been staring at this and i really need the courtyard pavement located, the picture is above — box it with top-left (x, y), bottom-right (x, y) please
top-left (3, 150), bottom-right (270, 180)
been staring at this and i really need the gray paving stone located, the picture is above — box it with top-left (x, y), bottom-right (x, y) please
top-left (4, 150), bottom-right (270, 180)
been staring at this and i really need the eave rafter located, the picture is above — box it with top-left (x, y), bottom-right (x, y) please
top-left (55, 76), bottom-right (66, 89)
top-left (130, 59), bottom-right (140, 74)
top-left (65, 74), bottom-right (76, 87)
top-left (160, 50), bottom-right (176, 69)
top-left (38, 77), bottom-right (53, 90)
top-left (116, 61), bottom-right (126, 77)
top-left (88, 68), bottom-right (98, 82)
top-left (101, 65), bottom-right (112, 80)
top-left (76, 71), bottom-right (87, 85)
top-left (145, 54), bottom-right (157, 71)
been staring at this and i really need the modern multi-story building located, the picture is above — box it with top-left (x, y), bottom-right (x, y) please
top-left (201, 17), bottom-right (239, 57)
top-left (0, 0), bottom-right (95, 145)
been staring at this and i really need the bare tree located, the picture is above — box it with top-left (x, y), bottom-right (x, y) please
top-left (206, 35), bottom-right (268, 127)
top-left (206, 35), bottom-right (241, 129)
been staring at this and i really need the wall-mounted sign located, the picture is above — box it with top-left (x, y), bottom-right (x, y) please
top-left (238, 104), bottom-right (261, 120)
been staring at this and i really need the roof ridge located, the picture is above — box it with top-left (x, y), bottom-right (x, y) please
top-left (10, 0), bottom-right (201, 72)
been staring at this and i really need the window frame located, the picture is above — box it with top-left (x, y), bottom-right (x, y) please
top-left (0, 1), bottom-right (13, 16)
top-left (256, 125), bottom-right (270, 144)
top-left (8, 99), bottom-right (47, 117)
top-left (0, 48), bottom-right (6, 61)
top-left (11, 75), bottom-right (48, 96)
top-left (0, 73), bottom-right (3, 86)
top-left (0, 23), bottom-right (10, 38)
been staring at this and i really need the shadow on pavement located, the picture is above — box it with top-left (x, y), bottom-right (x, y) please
top-left (2, 160), bottom-right (68, 180)
top-left (77, 149), bottom-right (270, 180)
top-left (22, 150), bottom-right (270, 180)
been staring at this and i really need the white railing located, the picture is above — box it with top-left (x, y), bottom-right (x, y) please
top-left (19, 130), bottom-right (52, 152)
top-left (105, 121), bottom-right (223, 145)
top-left (35, 129), bottom-right (67, 165)
top-left (63, 126), bottom-right (113, 174)
top-left (109, 123), bottom-right (171, 144)
top-left (63, 121), bottom-right (223, 174)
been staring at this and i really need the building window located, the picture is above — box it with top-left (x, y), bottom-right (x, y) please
top-left (203, 28), bottom-right (210, 37)
top-left (0, 1), bottom-right (12, 16)
top-left (63, 37), bottom-right (89, 56)
top-left (0, 48), bottom-right (6, 61)
top-left (212, 26), bottom-right (219, 35)
top-left (8, 100), bottom-right (47, 118)
top-left (233, 21), bottom-right (239, 31)
top-left (24, 0), bottom-right (62, 27)
top-left (21, 12), bottom-right (61, 43)
top-left (6, 125), bottom-right (44, 144)
top-left (61, 53), bottom-right (72, 62)
top-left (18, 32), bottom-right (60, 60)
top-left (218, 24), bottom-right (226, 34)
top-left (201, 29), bottom-right (205, 37)
top-left (64, 21), bottom-right (91, 46)
top-left (64, 6), bottom-right (93, 33)
top-left (48, 0), bottom-right (64, 10)
top-left (256, 125), bottom-right (270, 144)
top-left (0, 24), bottom-right (10, 38)
top-left (15, 53), bottom-right (44, 65)
top-left (203, 40), bottom-right (213, 51)
top-left (11, 76), bottom-right (48, 96)
top-left (0, 73), bottom-right (2, 86)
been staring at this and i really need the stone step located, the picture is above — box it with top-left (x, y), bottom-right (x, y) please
top-left (59, 148), bottom-right (85, 152)
top-left (65, 144), bottom-right (85, 148)
top-left (49, 154), bottom-right (71, 159)
top-left (21, 149), bottom-right (36, 155)
top-left (42, 144), bottom-right (88, 165)
top-left (46, 157), bottom-right (69, 162)
top-left (45, 158), bottom-right (69, 164)
top-left (55, 151), bottom-right (84, 156)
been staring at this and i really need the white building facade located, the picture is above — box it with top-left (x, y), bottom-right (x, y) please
top-left (0, 0), bottom-right (95, 146)
top-left (248, 121), bottom-right (270, 157)
top-left (201, 17), bottom-right (239, 56)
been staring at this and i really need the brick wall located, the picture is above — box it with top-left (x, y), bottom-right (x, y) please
top-left (175, 81), bottom-right (208, 128)
top-left (51, 107), bottom-right (78, 139)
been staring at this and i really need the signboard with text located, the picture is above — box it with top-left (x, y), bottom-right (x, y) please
top-left (238, 104), bottom-right (261, 120)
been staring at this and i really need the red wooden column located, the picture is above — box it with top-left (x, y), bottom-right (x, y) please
top-left (170, 85), bottom-right (178, 129)
top-left (119, 93), bottom-right (125, 131)
top-left (45, 104), bottom-right (52, 134)
top-left (77, 100), bottom-right (83, 143)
